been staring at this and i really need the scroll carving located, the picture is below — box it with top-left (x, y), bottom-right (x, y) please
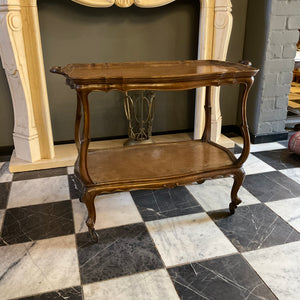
top-left (71, 0), bottom-right (175, 8)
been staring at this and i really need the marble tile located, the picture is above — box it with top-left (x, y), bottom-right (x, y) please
top-left (249, 142), bottom-right (286, 153)
top-left (131, 186), bottom-right (203, 221)
top-left (243, 241), bottom-right (300, 300)
top-left (243, 171), bottom-right (300, 202)
top-left (0, 235), bottom-right (80, 300)
top-left (280, 167), bottom-right (300, 185)
top-left (235, 153), bottom-right (275, 175)
top-left (72, 192), bottom-right (142, 233)
top-left (20, 286), bottom-right (82, 300)
top-left (1, 200), bottom-right (74, 245)
top-left (266, 197), bottom-right (300, 233)
top-left (76, 223), bottom-right (163, 284)
top-left (146, 212), bottom-right (237, 267)
top-left (187, 178), bottom-right (260, 212)
top-left (8, 175), bottom-right (70, 208)
top-left (253, 149), bottom-right (300, 170)
top-left (67, 166), bottom-right (74, 174)
top-left (168, 254), bottom-right (277, 300)
top-left (13, 167), bottom-right (68, 181)
top-left (0, 182), bottom-right (11, 209)
top-left (0, 162), bottom-right (13, 183)
top-left (231, 136), bottom-right (287, 153)
top-left (0, 209), bottom-right (4, 232)
top-left (68, 174), bottom-right (82, 199)
top-left (83, 269), bottom-right (179, 300)
top-left (209, 204), bottom-right (300, 252)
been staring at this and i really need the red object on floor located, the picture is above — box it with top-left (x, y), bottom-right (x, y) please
top-left (288, 132), bottom-right (300, 154)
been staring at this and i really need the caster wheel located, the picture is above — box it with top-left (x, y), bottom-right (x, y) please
top-left (89, 229), bottom-right (99, 243)
top-left (229, 202), bottom-right (236, 214)
top-left (197, 179), bottom-right (205, 184)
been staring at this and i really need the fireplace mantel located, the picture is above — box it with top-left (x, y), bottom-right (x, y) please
top-left (0, 0), bottom-right (232, 170)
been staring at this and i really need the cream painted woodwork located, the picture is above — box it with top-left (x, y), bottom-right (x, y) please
top-left (0, 0), bottom-right (232, 170)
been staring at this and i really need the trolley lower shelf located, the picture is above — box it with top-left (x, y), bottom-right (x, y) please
top-left (86, 140), bottom-right (236, 189)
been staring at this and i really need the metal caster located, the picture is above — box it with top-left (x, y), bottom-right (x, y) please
top-left (89, 228), bottom-right (99, 243)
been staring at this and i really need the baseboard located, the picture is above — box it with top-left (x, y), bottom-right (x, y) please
top-left (250, 132), bottom-right (288, 144)
top-left (0, 146), bottom-right (13, 156)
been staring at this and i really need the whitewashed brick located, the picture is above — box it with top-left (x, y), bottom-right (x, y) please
top-left (261, 108), bottom-right (288, 122)
top-left (264, 59), bottom-right (294, 73)
top-left (287, 16), bottom-right (300, 29)
top-left (267, 45), bottom-right (283, 59)
top-left (258, 122), bottom-right (273, 134)
top-left (283, 43), bottom-right (297, 58)
top-left (275, 96), bottom-right (289, 109)
top-left (270, 31), bottom-right (299, 45)
top-left (278, 72), bottom-right (293, 84)
top-left (270, 16), bottom-right (286, 30)
top-left (275, 1), bottom-right (300, 16)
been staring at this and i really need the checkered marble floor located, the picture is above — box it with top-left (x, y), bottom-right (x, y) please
top-left (1, 138), bottom-right (300, 299)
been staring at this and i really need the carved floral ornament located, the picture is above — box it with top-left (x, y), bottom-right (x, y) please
top-left (71, 0), bottom-right (176, 8)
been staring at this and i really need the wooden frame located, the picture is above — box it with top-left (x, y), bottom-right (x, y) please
top-left (0, 0), bottom-right (232, 169)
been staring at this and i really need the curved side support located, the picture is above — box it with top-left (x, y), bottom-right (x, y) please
top-left (77, 90), bottom-right (93, 185)
top-left (202, 86), bottom-right (212, 142)
top-left (236, 77), bottom-right (254, 167)
top-left (75, 93), bottom-right (82, 153)
top-left (229, 168), bottom-right (245, 214)
top-left (83, 191), bottom-right (99, 242)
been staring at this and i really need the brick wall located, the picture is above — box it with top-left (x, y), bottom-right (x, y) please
top-left (256, 0), bottom-right (300, 138)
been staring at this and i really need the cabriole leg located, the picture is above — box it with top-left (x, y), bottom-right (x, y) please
top-left (229, 169), bottom-right (245, 214)
top-left (83, 191), bottom-right (99, 242)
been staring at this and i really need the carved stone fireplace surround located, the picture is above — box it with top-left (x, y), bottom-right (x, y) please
top-left (0, 0), bottom-right (233, 171)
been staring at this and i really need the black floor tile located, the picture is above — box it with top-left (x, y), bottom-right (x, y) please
top-left (168, 254), bottom-right (277, 300)
top-left (243, 171), bottom-right (300, 202)
top-left (19, 286), bottom-right (82, 300)
top-left (76, 223), bottom-right (164, 284)
top-left (209, 204), bottom-right (300, 252)
top-left (68, 175), bottom-right (82, 199)
top-left (252, 149), bottom-right (300, 170)
top-left (13, 167), bottom-right (68, 181)
top-left (0, 182), bottom-right (11, 209)
top-left (0, 200), bottom-right (74, 246)
top-left (131, 186), bottom-right (203, 221)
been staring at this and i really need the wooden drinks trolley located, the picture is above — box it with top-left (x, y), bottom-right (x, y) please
top-left (50, 60), bottom-right (258, 242)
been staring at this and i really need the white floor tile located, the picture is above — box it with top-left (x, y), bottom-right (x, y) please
top-left (0, 162), bottom-right (13, 183)
top-left (266, 197), bottom-right (300, 233)
top-left (0, 235), bottom-right (80, 300)
top-left (83, 269), bottom-right (179, 300)
top-left (248, 142), bottom-right (286, 152)
top-left (0, 209), bottom-right (4, 232)
top-left (146, 212), bottom-right (237, 267)
top-left (230, 137), bottom-right (286, 153)
top-left (280, 168), bottom-right (300, 185)
top-left (67, 166), bottom-right (74, 174)
top-left (72, 192), bottom-right (143, 233)
top-left (243, 241), bottom-right (300, 300)
top-left (187, 178), bottom-right (260, 211)
top-left (235, 153), bottom-right (275, 175)
top-left (7, 175), bottom-right (70, 208)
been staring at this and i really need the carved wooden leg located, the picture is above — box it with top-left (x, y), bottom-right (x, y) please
top-left (229, 169), bottom-right (245, 214)
top-left (84, 191), bottom-right (99, 242)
